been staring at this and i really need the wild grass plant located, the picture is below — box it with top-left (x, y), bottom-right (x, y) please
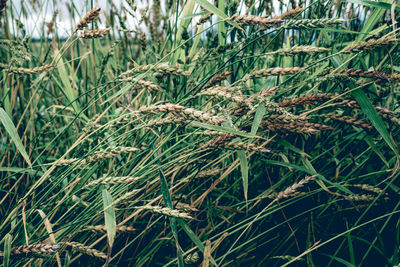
top-left (0, 0), bottom-right (400, 266)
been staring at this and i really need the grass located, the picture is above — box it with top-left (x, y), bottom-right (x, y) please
top-left (0, 0), bottom-right (400, 266)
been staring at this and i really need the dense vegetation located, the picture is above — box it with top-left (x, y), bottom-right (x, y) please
top-left (1, 0), bottom-right (400, 266)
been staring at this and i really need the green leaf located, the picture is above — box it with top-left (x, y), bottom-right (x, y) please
top-left (3, 233), bottom-right (11, 267)
top-left (0, 167), bottom-right (42, 175)
top-left (0, 108), bottom-right (32, 168)
top-left (250, 104), bottom-right (266, 136)
top-left (102, 189), bottom-right (116, 248)
top-left (352, 89), bottom-right (397, 155)
top-left (157, 161), bottom-right (184, 266)
top-left (193, 0), bottom-right (244, 31)
top-left (237, 150), bottom-right (249, 203)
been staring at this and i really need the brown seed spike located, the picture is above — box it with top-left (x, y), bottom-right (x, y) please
top-left (76, 8), bottom-right (101, 30)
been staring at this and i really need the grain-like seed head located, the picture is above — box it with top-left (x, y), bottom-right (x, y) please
top-left (10, 243), bottom-right (60, 257)
top-left (274, 7), bottom-right (304, 19)
top-left (79, 28), bottom-right (111, 39)
top-left (283, 18), bottom-right (345, 29)
top-left (76, 8), bottom-right (101, 30)
top-left (137, 205), bottom-right (194, 220)
top-left (229, 15), bottom-right (283, 28)
top-left (65, 242), bottom-right (106, 259)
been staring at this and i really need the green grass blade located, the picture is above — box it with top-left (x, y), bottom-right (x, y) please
top-left (237, 150), bottom-right (249, 204)
top-left (352, 89), bottom-right (397, 155)
top-left (3, 233), bottom-right (11, 267)
top-left (250, 104), bottom-right (266, 136)
top-left (0, 108), bottom-right (32, 168)
top-left (102, 189), bottom-right (116, 248)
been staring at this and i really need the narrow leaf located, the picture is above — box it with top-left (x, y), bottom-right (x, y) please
top-left (3, 233), bottom-right (11, 267)
top-left (237, 150), bottom-right (249, 203)
top-left (102, 189), bottom-right (116, 248)
top-left (250, 104), bottom-right (266, 136)
top-left (0, 108), bottom-right (32, 167)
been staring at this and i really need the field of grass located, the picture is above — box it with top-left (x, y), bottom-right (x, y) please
top-left (1, 0), bottom-right (400, 266)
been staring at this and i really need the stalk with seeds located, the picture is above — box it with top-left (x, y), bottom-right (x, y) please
top-left (79, 28), bottom-right (111, 39)
top-left (342, 34), bottom-right (397, 53)
top-left (65, 242), bottom-right (106, 259)
top-left (0, 64), bottom-right (53, 74)
top-left (137, 205), bottom-right (194, 220)
top-left (10, 243), bottom-right (60, 257)
top-left (274, 7), bottom-right (304, 19)
top-left (229, 15), bottom-right (283, 28)
top-left (282, 18), bottom-right (345, 29)
top-left (122, 63), bottom-right (191, 76)
top-left (76, 8), bottom-right (101, 31)
top-left (322, 113), bottom-right (373, 130)
top-left (243, 67), bottom-right (302, 82)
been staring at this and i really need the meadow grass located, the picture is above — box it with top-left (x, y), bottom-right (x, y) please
top-left (0, 0), bottom-right (400, 266)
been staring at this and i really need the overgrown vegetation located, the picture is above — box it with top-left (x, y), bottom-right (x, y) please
top-left (1, 0), bottom-right (400, 266)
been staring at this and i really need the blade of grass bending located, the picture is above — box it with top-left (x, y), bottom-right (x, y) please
top-left (0, 108), bottom-right (32, 168)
